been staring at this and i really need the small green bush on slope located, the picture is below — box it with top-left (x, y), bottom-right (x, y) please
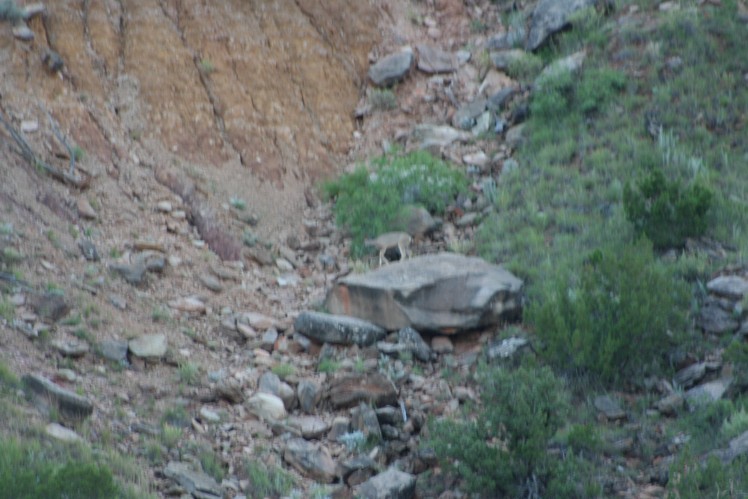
top-left (527, 239), bottom-right (688, 386)
top-left (323, 150), bottom-right (468, 257)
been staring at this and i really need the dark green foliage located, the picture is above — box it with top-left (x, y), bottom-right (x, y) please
top-left (430, 365), bottom-right (570, 496)
top-left (624, 169), bottom-right (713, 250)
top-left (243, 459), bottom-right (295, 499)
top-left (668, 450), bottom-right (748, 499)
top-left (323, 150), bottom-right (467, 257)
top-left (528, 239), bottom-right (688, 386)
top-left (0, 438), bottom-right (121, 499)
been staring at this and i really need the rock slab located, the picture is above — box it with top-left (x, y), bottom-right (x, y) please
top-left (356, 468), bottom-right (416, 499)
top-left (294, 311), bottom-right (386, 346)
top-left (22, 374), bottom-right (93, 420)
top-left (527, 0), bottom-right (599, 51)
top-left (369, 48), bottom-right (414, 87)
top-left (164, 461), bottom-right (222, 499)
top-left (325, 253), bottom-right (523, 333)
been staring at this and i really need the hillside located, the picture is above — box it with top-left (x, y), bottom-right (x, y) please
top-left (0, 0), bottom-right (747, 498)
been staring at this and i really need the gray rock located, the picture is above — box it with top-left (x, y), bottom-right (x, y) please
top-left (452, 99), bottom-right (487, 130)
top-left (328, 416), bottom-right (352, 442)
top-left (656, 393), bottom-right (685, 416)
top-left (698, 304), bottom-right (739, 334)
top-left (51, 339), bottom-right (89, 358)
top-left (327, 373), bottom-right (398, 409)
top-left (502, 158), bottom-right (520, 175)
top-left (22, 374), bottom-right (93, 420)
top-left (535, 50), bottom-right (587, 90)
top-left (356, 468), bottom-right (416, 499)
top-left (673, 362), bottom-right (707, 389)
top-left (258, 372), bottom-right (283, 396)
top-left (487, 86), bottom-right (518, 111)
top-left (416, 44), bottom-right (456, 73)
top-left (594, 395), bottom-right (626, 421)
top-left (707, 275), bottom-right (748, 299)
top-left (110, 263), bottom-right (146, 285)
top-left (260, 328), bottom-right (279, 352)
top-left (128, 333), bottom-right (167, 359)
top-left (431, 336), bottom-right (453, 354)
top-left (487, 27), bottom-right (526, 50)
top-left (352, 402), bottom-right (382, 441)
top-left (369, 48), bottom-right (414, 87)
top-left (325, 253), bottom-right (523, 333)
top-left (527, 0), bottom-right (599, 51)
top-left (471, 111), bottom-right (494, 136)
top-left (247, 392), bottom-right (286, 421)
top-left (283, 438), bottom-right (337, 483)
top-left (298, 379), bottom-right (322, 413)
top-left (199, 407), bottom-right (221, 423)
top-left (375, 406), bottom-right (404, 426)
top-left (294, 311), bottom-right (386, 347)
top-left (410, 124), bottom-right (471, 150)
top-left (711, 429), bottom-right (748, 464)
top-left (199, 274), bottom-right (223, 293)
top-left (77, 239), bottom-right (99, 261)
top-left (98, 339), bottom-right (129, 363)
top-left (686, 378), bottom-right (732, 408)
top-left (485, 336), bottom-right (529, 361)
top-left (505, 124), bottom-right (526, 148)
top-left (490, 49), bottom-right (528, 70)
top-left (397, 327), bottom-right (432, 362)
top-left (394, 205), bottom-right (441, 238)
top-left (12, 23), bottom-right (34, 41)
top-left (340, 455), bottom-right (377, 484)
top-left (164, 461), bottom-right (222, 499)
top-left (287, 415), bottom-right (330, 439)
top-left (30, 293), bottom-right (69, 323)
top-left (134, 251), bottom-right (167, 273)
top-left (46, 423), bottom-right (81, 442)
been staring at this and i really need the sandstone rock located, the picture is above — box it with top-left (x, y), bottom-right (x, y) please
top-left (22, 374), bottom-right (93, 420)
top-left (199, 274), bottom-right (223, 293)
top-left (51, 339), bottom-right (89, 358)
top-left (98, 339), bottom-right (129, 364)
top-left (77, 198), bottom-right (98, 220)
top-left (416, 44), bottom-right (456, 73)
top-left (298, 379), bottom-right (322, 413)
top-left (164, 461), bottom-right (222, 499)
top-left (294, 311), bottom-right (386, 347)
top-left (356, 468), bottom-right (416, 499)
top-left (325, 253), bottom-right (523, 333)
top-left (168, 296), bottom-right (206, 314)
top-left (527, 0), bottom-right (599, 51)
top-left (431, 336), bottom-right (453, 354)
top-left (328, 373), bottom-right (398, 409)
top-left (287, 415), bottom-right (330, 439)
top-left (283, 438), bottom-right (337, 483)
top-left (328, 416), bottom-right (352, 442)
top-left (247, 392), bottom-right (287, 421)
top-left (46, 422), bottom-right (81, 442)
top-left (259, 372), bottom-right (295, 409)
top-left (129, 334), bottom-right (167, 359)
top-left (238, 311), bottom-right (276, 331)
top-left (369, 48), bottom-right (414, 87)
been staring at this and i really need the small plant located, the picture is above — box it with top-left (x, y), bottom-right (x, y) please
top-left (151, 306), bottom-right (170, 323)
top-left (317, 358), bottom-right (339, 374)
top-left (506, 52), bottom-right (543, 82)
top-left (229, 197), bottom-right (246, 210)
top-left (109, 247), bottom-right (122, 259)
top-left (0, 359), bottom-right (19, 391)
top-left (160, 424), bottom-right (182, 450)
top-left (338, 430), bottom-right (366, 452)
top-left (161, 406), bottom-right (191, 428)
top-left (178, 362), bottom-right (200, 386)
top-left (623, 169), bottom-right (713, 250)
top-left (72, 146), bottom-right (85, 162)
top-left (244, 459), bottom-right (295, 498)
top-left (368, 89), bottom-right (398, 111)
top-left (271, 363), bottom-right (294, 380)
top-left (0, 297), bottom-right (14, 322)
top-left (194, 443), bottom-right (224, 482)
top-left (1, 246), bottom-right (23, 263)
top-left (198, 58), bottom-right (215, 74)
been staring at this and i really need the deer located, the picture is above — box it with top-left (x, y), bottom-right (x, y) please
top-left (364, 231), bottom-right (412, 266)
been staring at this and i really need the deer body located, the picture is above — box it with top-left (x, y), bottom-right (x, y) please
top-left (364, 231), bottom-right (412, 266)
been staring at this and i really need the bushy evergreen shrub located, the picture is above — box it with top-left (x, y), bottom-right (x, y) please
top-left (623, 169), bottom-right (713, 250)
top-left (430, 364), bottom-right (571, 496)
top-left (528, 238), bottom-right (688, 385)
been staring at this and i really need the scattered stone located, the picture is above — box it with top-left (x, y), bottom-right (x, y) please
top-left (397, 327), bottom-right (432, 362)
top-left (673, 362), bottom-right (707, 389)
top-left (410, 124), bottom-right (471, 150)
top-left (110, 263), bottom-right (147, 285)
top-left (416, 44), bottom-right (456, 73)
top-left (686, 378), bottom-right (732, 407)
top-left (199, 274), bottom-right (223, 293)
top-left (29, 293), bottom-right (69, 323)
top-left (199, 407), bottom-right (221, 423)
top-left (326, 253), bottom-right (523, 333)
top-left (298, 379), bottom-right (322, 413)
top-left (294, 311), bottom-right (387, 347)
top-left (135, 252), bottom-right (167, 273)
top-left (51, 339), bottom-right (89, 358)
top-left (57, 369), bottom-right (77, 382)
top-left (471, 111), bottom-right (493, 136)
top-left (656, 393), bottom-right (685, 417)
top-left (328, 373), bottom-right (398, 409)
top-left (156, 200), bottom-right (173, 213)
top-left (128, 333), bottom-right (167, 359)
top-left (488, 86), bottom-right (519, 112)
top-left (168, 296), bottom-right (206, 314)
top-left (46, 422), bottom-right (81, 442)
top-left (527, 0), bottom-right (598, 51)
top-left (12, 23), bottom-right (34, 41)
top-left (341, 455), bottom-right (377, 485)
top-left (108, 294), bottom-right (127, 310)
top-left (247, 392), bottom-right (287, 421)
top-left (164, 461), bottom-right (222, 499)
top-left (287, 415), bottom-right (330, 439)
top-left (215, 378), bottom-right (244, 404)
top-left (698, 303), bottom-right (738, 334)
top-left (452, 99), bottom-right (487, 130)
top-left (98, 339), bottom-right (129, 363)
top-left (486, 336), bottom-right (529, 361)
top-left (352, 402), bottom-right (382, 441)
top-left (356, 468), bottom-right (416, 499)
top-left (594, 395), bottom-right (626, 421)
top-left (77, 239), bottom-right (99, 261)
top-left (431, 336), bottom-right (453, 354)
top-left (369, 47), bottom-right (414, 87)
top-left (328, 416), bottom-right (352, 442)
top-left (283, 438), bottom-right (337, 483)
top-left (707, 275), bottom-right (748, 300)
top-left (77, 198), bottom-right (98, 220)
top-left (22, 374), bottom-right (93, 420)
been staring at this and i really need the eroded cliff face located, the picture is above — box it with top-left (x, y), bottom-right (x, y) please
top-left (0, 0), bottom-right (380, 188)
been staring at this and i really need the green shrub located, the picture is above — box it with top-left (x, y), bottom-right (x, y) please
top-left (624, 169), bottom-right (713, 250)
top-left (244, 459), bottom-right (295, 498)
top-left (368, 88), bottom-right (398, 111)
top-left (528, 239), bottom-right (688, 385)
top-left (669, 449), bottom-right (748, 499)
top-left (430, 365), bottom-right (570, 496)
top-left (324, 150), bottom-right (467, 257)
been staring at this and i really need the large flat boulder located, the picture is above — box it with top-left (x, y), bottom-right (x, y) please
top-left (325, 253), bottom-right (523, 333)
